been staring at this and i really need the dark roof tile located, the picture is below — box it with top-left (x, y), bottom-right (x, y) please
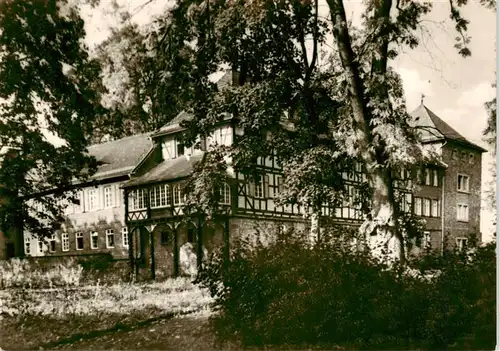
top-left (87, 133), bottom-right (153, 180)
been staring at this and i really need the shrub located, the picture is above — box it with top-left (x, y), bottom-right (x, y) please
top-left (0, 258), bottom-right (83, 289)
top-left (197, 227), bottom-right (495, 349)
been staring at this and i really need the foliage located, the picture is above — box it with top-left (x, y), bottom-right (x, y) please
top-left (133, 0), bottom-right (493, 261)
top-left (0, 257), bottom-right (83, 289)
top-left (0, 0), bottom-right (106, 238)
top-left (0, 276), bottom-right (212, 318)
top-left (197, 227), bottom-right (495, 349)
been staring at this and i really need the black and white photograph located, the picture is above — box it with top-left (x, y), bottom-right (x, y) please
top-left (0, 0), bottom-right (496, 349)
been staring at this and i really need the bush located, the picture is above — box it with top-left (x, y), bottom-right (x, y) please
top-left (197, 228), bottom-right (495, 349)
top-left (0, 258), bottom-right (83, 289)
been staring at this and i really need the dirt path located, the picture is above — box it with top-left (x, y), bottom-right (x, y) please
top-left (48, 315), bottom-right (240, 351)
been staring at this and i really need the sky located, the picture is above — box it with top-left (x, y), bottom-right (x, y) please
top-left (79, 0), bottom-right (497, 240)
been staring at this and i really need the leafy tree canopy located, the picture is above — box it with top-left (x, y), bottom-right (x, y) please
top-left (0, 0), bottom-right (105, 237)
top-left (134, 0), bottom-right (494, 262)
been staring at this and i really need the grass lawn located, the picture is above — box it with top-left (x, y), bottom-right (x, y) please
top-left (0, 277), bottom-right (221, 350)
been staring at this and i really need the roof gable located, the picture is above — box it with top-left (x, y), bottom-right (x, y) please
top-left (409, 104), bottom-right (486, 152)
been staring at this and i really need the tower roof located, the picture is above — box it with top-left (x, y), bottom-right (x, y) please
top-left (409, 104), bottom-right (486, 152)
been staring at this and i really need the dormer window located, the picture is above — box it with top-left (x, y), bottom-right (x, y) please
top-left (177, 142), bottom-right (184, 157)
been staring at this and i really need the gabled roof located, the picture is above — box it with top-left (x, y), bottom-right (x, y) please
top-left (410, 104), bottom-right (486, 152)
top-left (123, 153), bottom-right (205, 188)
top-left (87, 133), bottom-right (153, 180)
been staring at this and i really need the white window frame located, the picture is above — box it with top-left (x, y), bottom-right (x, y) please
top-left (48, 234), bottom-right (56, 253)
top-left (414, 197), bottom-right (422, 216)
top-left (424, 168), bottom-right (431, 185)
top-left (90, 231), bottom-right (99, 250)
top-left (122, 227), bottom-right (129, 247)
top-left (150, 184), bottom-right (171, 208)
top-left (457, 174), bottom-right (470, 192)
top-left (254, 175), bottom-right (268, 199)
top-left (456, 237), bottom-right (468, 252)
top-left (103, 185), bottom-right (114, 208)
top-left (423, 198), bottom-right (431, 217)
top-left (75, 232), bottom-right (84, 250)
top-left (218, 183), bottom-right (231, 205)
top-left (105, 229), bottom-right (115, 249)
top-left (38, 239), bottom-right (44, 254)
top-left (87, 188), bottom-right (98, 211)
top-left (432, 170), bottom-right (439, 187)
top-left (431, 199), bottom-right (440, 217)
top-left (61, 232), bottom-right (70, 252)
top-left (457, 203), bottom-right (469, 222)
top-left (129, 189), bottom-right (147, 210)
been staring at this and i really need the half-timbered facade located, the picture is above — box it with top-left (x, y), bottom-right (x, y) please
top-left (121, 95), bottom-right (484, 279)
top-left (17, 71), bottom-right (484, 276)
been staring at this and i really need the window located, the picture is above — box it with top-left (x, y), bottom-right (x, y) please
top-left (61, 233), bottom-right (69, 252)
top-left (276, 176), bottom-right (284, 194)
top-left (469, 153), bottom-right (474, 164)
top-left (423, 231), bottom-right (431, 249)
top-left (106, 229), bottom-right (114, 248)
top-left (177, 141), bottom-right (185, 157)
top-left (457, 204), bottom-right (469, 222)
top-left (218, 183), bottom-right (231, 205)
top-left (48, 234), bottom-right (56, 253)
top-left (122, 227), bottom-right (129, 247)
top-left (457, 174), bottom-right (470, 192)
top-left (73, 191), bottom-right (83, 213)
top-left (129, 189), bottom-right (147, 210)
top-left (150, 184), bottom-right (171, 208)
top-left (424, 169), bottom-right (431, 185)
top-left (90, 231), bottom-right (98, 249)
top-left (160, 231), bottom-right (170, 244)
top-left (87, 188), bottom-right (98, 211)
top-left (173, 184), bottom-right (183, 205)
top-left (75, 232), bottom-right (84, 250)
top-left (38, 239), bottom-right (44, 254)
top-left (400, 193), bottom-right (412, 213)
top-left (431, 199), bottom-right (440, 217)
top-left (414, 197), bottom-right (422, 216)
top-left (432, 170), bottom-right (439, 187)
top-left (104, 185), bottom-right (114, 208)
top-left (252, 175), bottom-right (268, 199)
top-left (162, 140), bottom-right (175, 160)
top-left (456, 237), bottom-right (468, 252)
top-left (24, 237), bottom-right (31, 255)
top-left (423, 198), bottom-right (431, 217)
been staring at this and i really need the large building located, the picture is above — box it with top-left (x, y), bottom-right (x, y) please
top-left (19, 75), bottom-right (485, 280)
top-left (23, 134), bottom-right (152, 259)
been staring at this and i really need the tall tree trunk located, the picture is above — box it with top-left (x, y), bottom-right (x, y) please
top-left (326, 0), bottom-right (405, 263)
